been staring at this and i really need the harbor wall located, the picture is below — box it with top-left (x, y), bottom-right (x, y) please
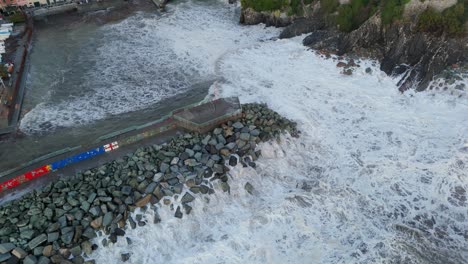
top-left (0, 97), bottom-right (242, 192)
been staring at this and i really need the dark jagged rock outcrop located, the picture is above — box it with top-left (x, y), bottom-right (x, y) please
top-left (287, 13), bottom-right (467, 91)
top-left (240, 1), bottom-right (467, 92)
top-left (240, 7), bottom-right (292, 27)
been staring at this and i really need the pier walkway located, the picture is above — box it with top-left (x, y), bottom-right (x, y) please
top-left (0, 97), bottom-right (241, 202)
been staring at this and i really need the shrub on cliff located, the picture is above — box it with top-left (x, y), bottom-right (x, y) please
top-left (240, 0), bottom-right (288, 11)
top-left (417, 2), bottom-right (466, 36)
top-left (320, 0), bottom-right (340, 14)
top-left (381, 0), bottom-right (410, 25)
top-left (336, 0), bottom-right (378, 32)
top-left (241, 0), bottom-right (314, 15)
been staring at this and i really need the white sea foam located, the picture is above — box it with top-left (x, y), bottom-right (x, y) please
top-left (18, 0), bottom-right (465, 263)
top-left (91, 12), bottom-right (468, 264)
top-left (19, 1), bottom-right (279, 133)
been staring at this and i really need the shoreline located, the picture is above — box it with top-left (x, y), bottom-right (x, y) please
top-left (0, 15), bottom-right (34, 138)
top-left (0, 0), bottom-right (157, 140)
top-left (0, 103), bottom-right (298, 264)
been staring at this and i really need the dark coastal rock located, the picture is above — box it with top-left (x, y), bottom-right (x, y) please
top-left (0, 243), bottom-right (16, 254)
top-left (174, 206), bottom-right (183, 219)
top-left (244, 182), bottom-right (254, 195)
top-left (303, 30), bottom-right (344, 51)
top-left (28, 234), bottom-right (47, 250)
top-left (0, 253), bottom-right (11, 262)
top-left (299, 11), bottom-right (467, 91)
top-left (121, 253), bottom-right (130, 262)
top-left (181, 193), bottom-right (195, 204)
top-left (280, 17), bottom-right (325, 39)
top-left (240, 8), bottom-right (292, 27)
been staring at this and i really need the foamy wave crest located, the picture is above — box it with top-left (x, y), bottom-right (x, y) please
top-left (20, 1), bottom-right (279, 134)
top-left (210, 37), bottom-right (468, 263)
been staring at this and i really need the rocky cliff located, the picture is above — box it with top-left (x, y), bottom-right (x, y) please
top-left (239, 0), bottom-right (467, 92)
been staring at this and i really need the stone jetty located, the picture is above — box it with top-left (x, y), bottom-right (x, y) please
top-left (0, 103), bottom-right (298, 264)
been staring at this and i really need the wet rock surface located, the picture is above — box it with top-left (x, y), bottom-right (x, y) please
top-left (0, 104), bottom-right (298, 263)
top-left (280, 12), bottom-right (467, 92)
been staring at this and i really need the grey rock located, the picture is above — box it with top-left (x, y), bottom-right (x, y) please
top-left (221, 182), bottom-right (230, 193)
top-left (211, 155), bottom-right (221, 161)
top-left (185, 148), bottom-right (195, 157)
top-left (102, 212), bottom-right (113, 227)
top-left (126, 237), bottom-right (132, 245)
top-left (232, 122), bottom-right (244, 129)
top-left (72, 256), bottom-right (85, 264)
top-left (46, 223), bottom-right (60, 233)
top-left (226, 142), bottom-right (237, 150)
top-left (170, 165), bottom-right (179, 173)
top-left (145, 182), bottom-right (157, 194)
top-left (181, 193), bottom-right (195, 203)
top-left (244, 182), bottom-right (254, 195)
top-left (174, 206), bottom-right (183, 219)
top-left (170, 157), bottom-right (179, 165)
top-left (121, 186), bottom-right (132, 196)
top-left (28, 234), bottom-right (47, 250)
top-left (215, 143), bottom-right (224, 150)
top-left (213, 128), bottom-right (223, 135)
top-left (128, 216), bottom-right (136, 229)
top-left (47, 232), bottom-right (59, 243)
top-left (87, 193), bottom-right (97, 204)
top-left (80, 201), bottom-right (91, 212)
top-left (173, 183), bottom-right (183, 194)
top-left (44, 208), bottom-right (54, 219)
top-left (183, 204), bottom-right (192, 215)
top-left (213, 164), bottom-right (224, 174)
top-left (114, 228), bottom-right (125, 237)
top-left (240, 133), bottom-right (250, 141)
top-left (153, 173), bottom-right (163, 182)
top-left (0, 253), bottom-right (11, 262)
top-left (229, 156), bottom-right (238, 167)
top-left (89, 207), bottom-right (101, 217)
top-left (164, 151), bottom-right (176, 157)
top-left (81, 241), bottom-right (92, 256)
top-left (70, 245), bottom-right (81, 257)
top-left (61, 230), bottom-right (74, 245)
top-left (0, 243), bottom-right (16, 254)
top-left (201, 135), bottom-right (211, 145)
top-left (38, 256), bottom-right (51, 264)
top-left (250, 129), bottom-right (260, 136)
top-left (24, 255), bottom-right (37, 264)
top-left (160, 163), bottom-right (170, 173)
top-left (12, 247), bottom-right (28, 259)
top-left (121, 253), bottom-right (130, 262)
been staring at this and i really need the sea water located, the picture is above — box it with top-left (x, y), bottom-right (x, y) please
top-left (87, 1), bottom-right (468, 264)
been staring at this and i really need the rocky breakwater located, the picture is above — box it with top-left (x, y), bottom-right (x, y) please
top-left (0, 103), bottom-right (298, 264)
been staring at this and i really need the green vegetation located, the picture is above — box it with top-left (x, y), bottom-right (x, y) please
top-left (241, 0), bottom-right (313, 15)
top-left (320, 0), bottom-right (340, 14)
top-left (7, 12), bottom-right (26, 23)
top-left (336, 0), bottom-right (379, 32)
top-left (417, 1), bottom-right (466, 35)
top-left (240, 0), bottom-right (288, 12)
top-left (241, 0), bottom-right (466, 35)
top-left (381, 0), bottom-right (410, 25)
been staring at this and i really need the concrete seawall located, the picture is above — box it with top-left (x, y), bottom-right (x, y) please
top-left (33, 0), bottom-right (130, 20)
top-left (0, 97), bottom-right (241, 196)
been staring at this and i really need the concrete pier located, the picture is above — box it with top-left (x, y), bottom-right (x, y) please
top-left (0, 97), bottom-right (242, 198)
